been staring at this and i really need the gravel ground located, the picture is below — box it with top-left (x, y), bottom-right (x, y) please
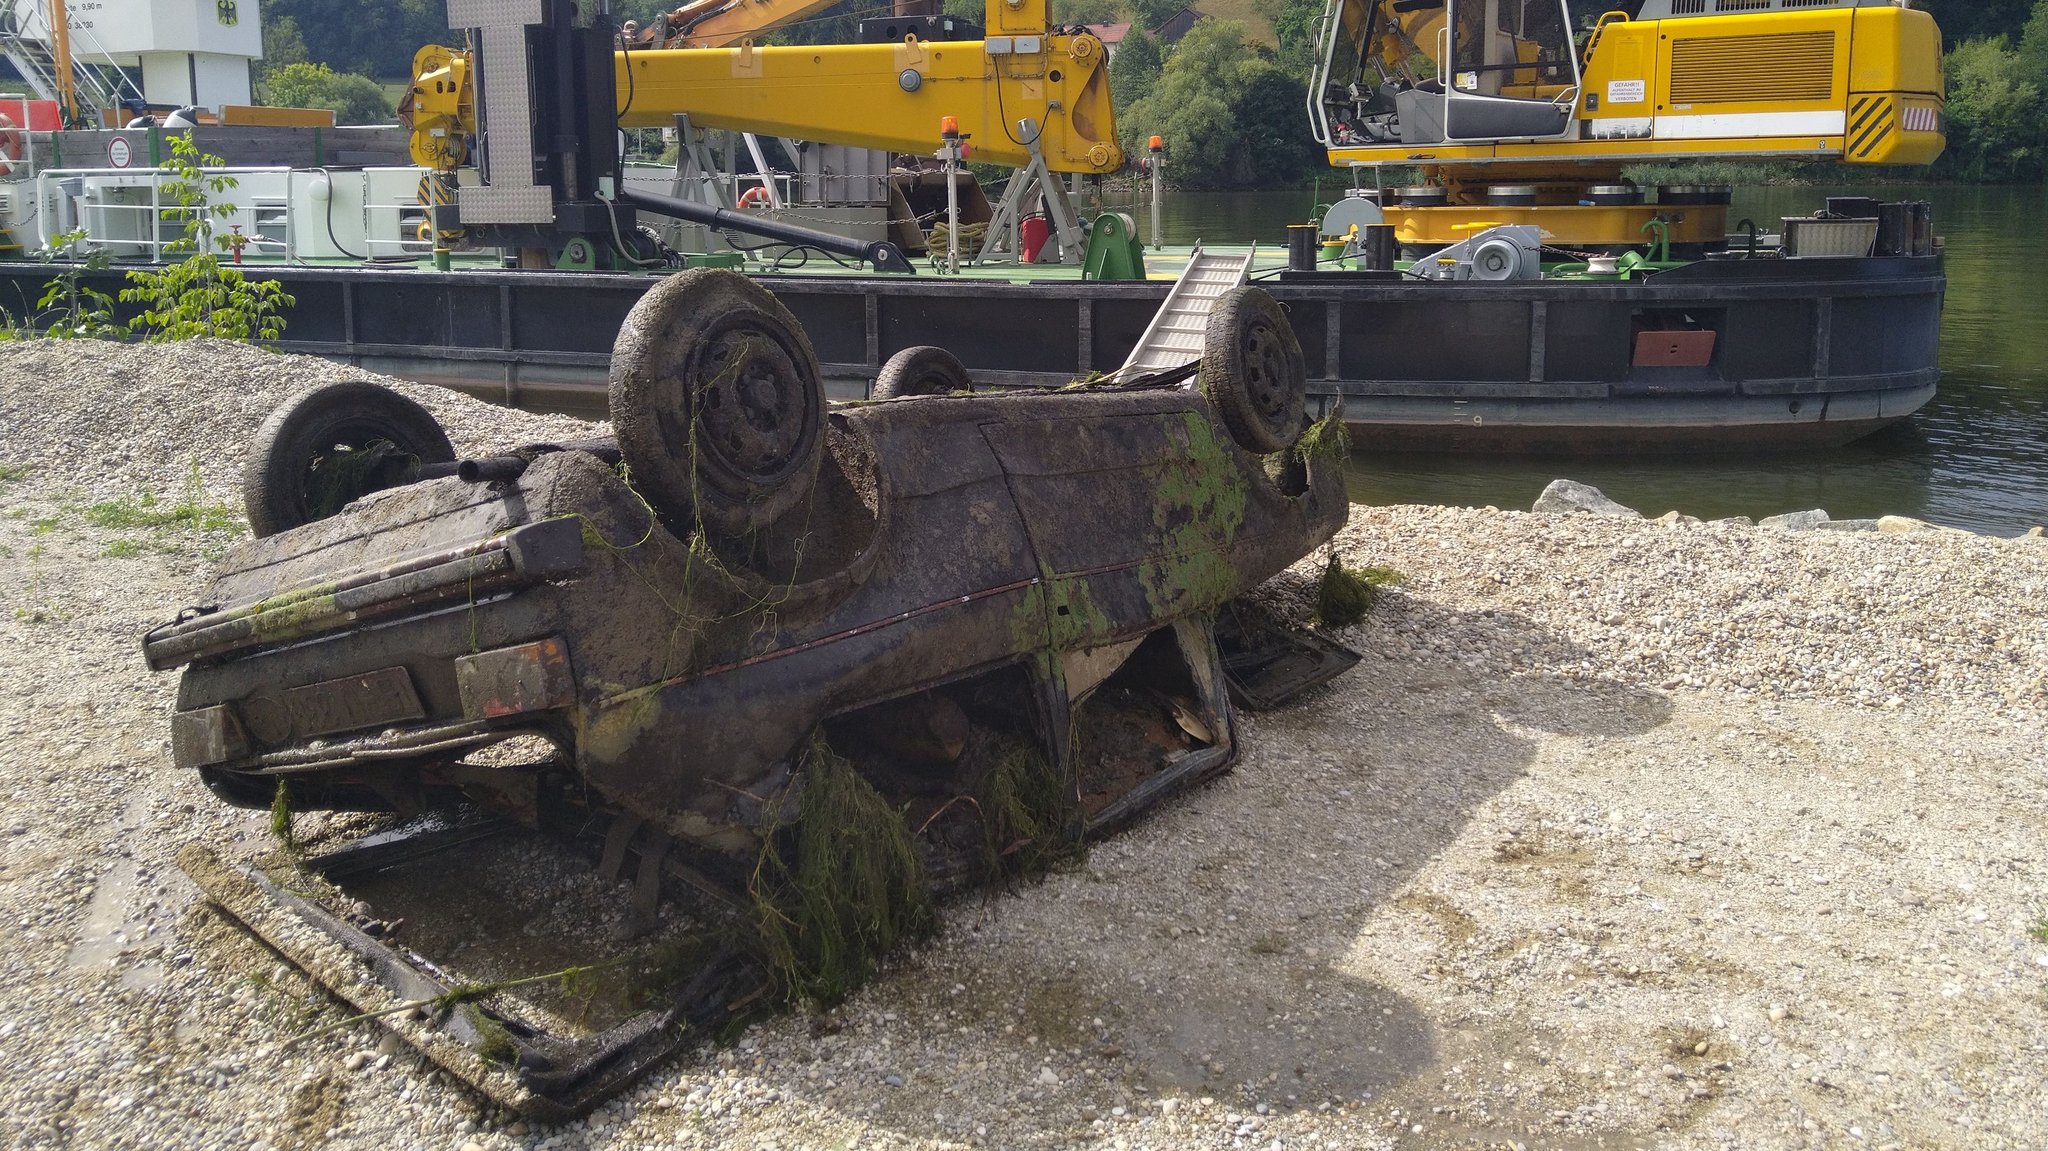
top-left (1, 340), bottom-right (2044, 1151)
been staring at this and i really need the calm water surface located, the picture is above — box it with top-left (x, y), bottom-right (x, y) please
top-left (1137, 185), bottom-right (2048, 536)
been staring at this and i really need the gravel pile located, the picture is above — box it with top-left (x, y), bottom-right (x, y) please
top-left (0, 339), bottom-right (598, 503)
top-left (1, 341), bottom-right (2044, 1151)
top-left (1331, 503), bottom-right (2048, 715)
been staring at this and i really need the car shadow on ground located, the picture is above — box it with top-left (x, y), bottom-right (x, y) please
top-left (687, 593), bottom-right (1674, 1147)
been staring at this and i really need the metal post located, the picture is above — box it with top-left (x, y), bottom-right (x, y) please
top-left (938, 115), bottom-right (962, 274)
top-left (1148, 135), bottom-right (1164, 251)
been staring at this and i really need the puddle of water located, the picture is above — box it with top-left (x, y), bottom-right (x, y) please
top-left (64, 792), bottom-right (157, 978)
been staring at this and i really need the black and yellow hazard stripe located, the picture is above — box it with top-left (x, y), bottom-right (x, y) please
top-left (1847, 94), bottom-right (1897, 161)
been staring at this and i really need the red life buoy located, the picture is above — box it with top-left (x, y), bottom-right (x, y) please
top-left (0, 114), bottom-right (23, 177)
top-left (738, 186), bottom-right (771, 209)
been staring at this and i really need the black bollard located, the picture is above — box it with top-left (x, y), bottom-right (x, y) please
top-left (1287, 224), bottom-right (1319, 272)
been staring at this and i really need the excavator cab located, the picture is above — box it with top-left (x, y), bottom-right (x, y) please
top-left (1314, 0), bottom-right (1579, 148)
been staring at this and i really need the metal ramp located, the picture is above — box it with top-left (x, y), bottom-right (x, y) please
top-left (1116, 243), bottom-right (1255, 378)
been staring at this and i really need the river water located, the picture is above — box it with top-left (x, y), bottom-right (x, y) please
top-left (1141, 185), bottom-right (2048, 536)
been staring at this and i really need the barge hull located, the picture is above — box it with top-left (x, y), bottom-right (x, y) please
top-left (0, 254), bottom-right (1941, 453)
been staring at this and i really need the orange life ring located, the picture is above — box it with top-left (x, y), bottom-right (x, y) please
top-left (738, 186), bottom-right (771, 209)
top-left (0, 114), bottom-right (22, 177)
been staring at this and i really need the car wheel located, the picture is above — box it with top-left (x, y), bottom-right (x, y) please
top-left (1199, 286), bottom-right (1306, 454)
top-left (243, 380), bottom-right (455, 538)
top-left (872, 345), bottom-right (973, 400)
top-left (610, 268), bottom-right (825, 536)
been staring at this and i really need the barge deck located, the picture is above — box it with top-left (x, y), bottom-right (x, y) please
top-left (0, 243), bottom-right (1942, 452)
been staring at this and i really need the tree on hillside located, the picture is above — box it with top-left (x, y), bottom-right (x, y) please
top-left (260, 62), bottom-right (397, 126)
top-left (1129, 0), bottom-right (1185, 33)
top-left (2019, 0), bottom-right (2048, 90)
top-left (263, 0), bottom-right (448, 78)
top-left (1915, 0), bottom-right (2036, 50)
top-left (1109, 30), bottom-right (1163, 113)
top-left (1231, 58), bottom-right (1323, 183)
top-left (1118, 19), bottom-right (1322, 188)
top-left (1935, 37), bottom-right (2045, 182)
top-left (1254, 0), bottom-right (1324, 74)
top-left (262, 17), bottom-right (310, 77)
top-left (1054, 0), bottom-right (1129, 25)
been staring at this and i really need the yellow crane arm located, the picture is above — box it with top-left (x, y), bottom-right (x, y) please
top-left (613, 35), bottom-right (1122, 172)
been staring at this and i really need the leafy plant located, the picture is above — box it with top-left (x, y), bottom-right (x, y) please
top-left (0, 228), bottom-right (118, 341)
top-left (28, 229), bottom-right (119, 339)
top-left (119, 134), bottom-right (296, 343)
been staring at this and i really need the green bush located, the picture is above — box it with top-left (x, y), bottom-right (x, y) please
top-left (258, 61), bottom-right (394, 125)
top-left (118, 135), bottom-right (295, 343)
top-left (1118, 20), bottom-right (1323, 189)
top-left (1936, 37), bottom-right (2047, 182)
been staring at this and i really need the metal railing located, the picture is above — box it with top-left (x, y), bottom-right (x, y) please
top-left (0, 2), bottom-right (146, 125)
top-left (29, 165), bottom-right (437, 263)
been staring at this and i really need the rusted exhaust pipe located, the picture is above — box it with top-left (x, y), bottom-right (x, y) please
top-left (458, 456), bottom-right (529, 483)
top-left (451, 440), bottom-right (623, 485)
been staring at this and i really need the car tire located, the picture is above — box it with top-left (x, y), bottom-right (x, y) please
top-left (1199, 286), bottom-right (1306, 454)
top-left (610, 268), bottom-right (826, 536)
top-left (243, 380), bottom-right (455, 538)
top-left (872, 345), bottom-right (973, 400)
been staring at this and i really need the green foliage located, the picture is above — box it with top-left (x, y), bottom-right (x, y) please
top-left (118, 135), bottom-right (296, 344)
top-left (270, 779), bottom-right (299, 854)
top-left (977, 737), bottom-right (1081, 879)
top-left (749, 737), bottom-right (934, 1007)
top-left (1119, 19), bottom-right (1323, 189)
top-left (1109, 29), bottom-right (1164, 114)
top-left (262, 0), bottom-right (448, 79)
top-left (1936, 36), bottom-right (2047, 182)
top-left (8, 229), bottom-right (120, 341)
top-left (83, 490), bottom-right (240, 534)
top-left (1055, 0), bottom-right (1128, 24)
top-left (262, 16), bottom-right (311, 77)
top-left (1130, 0), bottom-right (1184, 32)
top-left (1253, 0), bottom-right (1323, 74)
top-left (1917, 0), bottom-right (2039, 51)
top-left (0, 463), bottom-right (28, 483)
top-left (2021, 0), bottom-right (2048, 92)
top-left (258, 61), bottom-right (394, 125)
top-left (1312, 554), bottom-right (1401, 628)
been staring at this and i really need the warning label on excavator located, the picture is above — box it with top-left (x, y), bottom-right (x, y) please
top-left (1607, 79), bottom-right (1647, 105)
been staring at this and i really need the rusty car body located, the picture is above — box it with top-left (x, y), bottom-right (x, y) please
top-left (145, 271), bottom-right (1351, 1117)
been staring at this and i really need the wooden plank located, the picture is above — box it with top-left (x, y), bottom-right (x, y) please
top-left (222, 105), bottom-right (336, 128)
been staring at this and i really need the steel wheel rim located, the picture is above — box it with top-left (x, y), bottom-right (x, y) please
top-left (691, 321), bottom-right (815, 488)
top-left (1241, 318), bottom-right (1294, 432)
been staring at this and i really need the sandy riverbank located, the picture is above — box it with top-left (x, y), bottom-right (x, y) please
top-left (1, 342), bottom-right (2043, 1151)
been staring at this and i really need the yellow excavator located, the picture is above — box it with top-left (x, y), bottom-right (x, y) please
top-left (1307, 0), bottom-right (1946, 246)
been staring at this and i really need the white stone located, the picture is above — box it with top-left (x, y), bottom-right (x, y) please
top-left (1531, 479), bottom-right (1641, 518)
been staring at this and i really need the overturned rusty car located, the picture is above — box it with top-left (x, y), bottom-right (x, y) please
top-left (146, 270), bottom-right (1351, 1117)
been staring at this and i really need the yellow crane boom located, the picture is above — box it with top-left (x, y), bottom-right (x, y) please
top-left (407, 0), bottom-right (1121, 176)
top-left (612, 33), bottom-right (1119, 171)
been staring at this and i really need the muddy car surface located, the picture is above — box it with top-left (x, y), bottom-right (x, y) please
top-left (147, 270), bottom-right (1350, 1115)
top-left (150, 270), bottom-right (1347, 855)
